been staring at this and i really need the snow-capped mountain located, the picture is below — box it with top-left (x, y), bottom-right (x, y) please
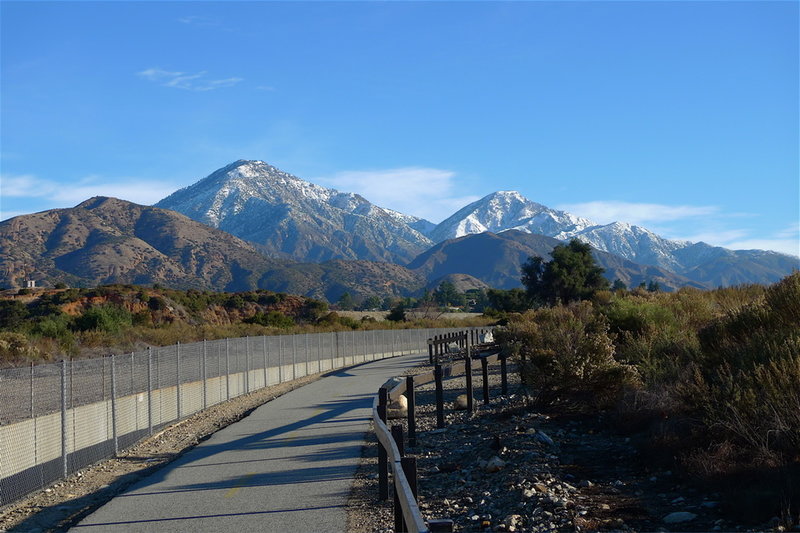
top-left (429, 191), bottom-right (798, 286)
top-left (430, 191), bottom-right (595, 243)
top-left (156, 160), bottom-right (433, 263)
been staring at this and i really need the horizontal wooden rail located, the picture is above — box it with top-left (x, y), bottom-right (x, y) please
top-left (372, 391), bottom-right (427, 532)
top-left (371, 328), bottom-right (500, 533)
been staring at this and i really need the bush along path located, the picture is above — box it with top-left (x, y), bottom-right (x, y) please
top-left (347, 358), bottom-right (785, 533)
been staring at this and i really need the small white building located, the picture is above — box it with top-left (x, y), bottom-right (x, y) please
top-left (25, 280), bottom-right (36, 288)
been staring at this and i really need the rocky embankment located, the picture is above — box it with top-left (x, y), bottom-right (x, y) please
top-left (347, 360), bottom-right (786, 533)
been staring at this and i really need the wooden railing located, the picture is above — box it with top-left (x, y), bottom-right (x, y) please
top-left (372, 330), bottom-right (505, 533)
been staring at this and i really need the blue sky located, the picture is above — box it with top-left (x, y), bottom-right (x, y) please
top-left (1, 1), bottom-right (798, 256)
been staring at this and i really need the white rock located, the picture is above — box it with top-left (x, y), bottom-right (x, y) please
top-left (663, 511), bottom-right (697, 524)
top-left (387, 394), bottom-right (408, 419)
top-left (455, 394), bottom-right (469, 410)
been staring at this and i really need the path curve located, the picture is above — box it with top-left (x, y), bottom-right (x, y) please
top-left (71, 353), bottom-right (426, 532)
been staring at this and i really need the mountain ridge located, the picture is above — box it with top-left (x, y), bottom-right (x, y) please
top-left (156, 160), bottom-right (433, 264)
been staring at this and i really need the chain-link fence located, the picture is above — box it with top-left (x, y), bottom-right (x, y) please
top-left (0, 327), bottom-right (475, 507)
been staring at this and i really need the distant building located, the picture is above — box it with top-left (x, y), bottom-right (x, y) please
top-left (25, 280), bottom-right (36, 288)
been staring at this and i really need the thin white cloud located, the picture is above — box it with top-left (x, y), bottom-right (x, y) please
top-left (1, 174), bottom-right (56, 198)
top-left (177, 15), bottom-right (219, 27)
top-left (316, 167), bottom-right (479, 223)
top-left (669, 225), bottom-right (799, 257)
top-left (556, 200), bottom-right (720, 226)
top-left (722, 238), bottom-right (799, 257)
top-left (718, 223), bottom-right (800, 257)
top-left (137, 68), bottom-right (243, 91)
top-left (1, 173), bottom-right (181, 211)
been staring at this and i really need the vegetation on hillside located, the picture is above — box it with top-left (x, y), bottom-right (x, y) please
top-left (0, 284), bottom-right (492, 367)
top-left (496, 270), bottom-right (800, 526)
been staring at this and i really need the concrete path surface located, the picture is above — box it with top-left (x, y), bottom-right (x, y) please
top-left (71, 352), bottom-right (426, 532)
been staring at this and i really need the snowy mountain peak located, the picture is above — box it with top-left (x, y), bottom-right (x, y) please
top-left (155, 160), bottom-right (433, 263)
top-left (430, 190), bottom-right (593, 243)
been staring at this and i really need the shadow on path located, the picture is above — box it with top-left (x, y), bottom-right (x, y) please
top-left (71, 504), bottom-right (344, 528)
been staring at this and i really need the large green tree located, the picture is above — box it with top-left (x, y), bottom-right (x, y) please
top-left (521, 239), bottom-right (609, 305)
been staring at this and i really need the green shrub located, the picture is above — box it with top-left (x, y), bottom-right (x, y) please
top-left (0, 300), bottom-right (29, 329)
top-left (72, 305), bottom-right (132, 334)
top-left (244, 311), bottom-right (295, 329)
top-left (499, 302), bottom-right (639, 410)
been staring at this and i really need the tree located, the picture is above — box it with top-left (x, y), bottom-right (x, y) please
top-left (336, 292), bottom-right (355, 311)
top-left (359, 295), bottom-right (382, 311)
top-left (486, 288), bottom-right (531, 313)
top-left (647, 280), bottom-right (662, 292)
top-left (611, 279), bottom-right (627, 291)
top-left (465, 289), bottom-right (490, 312)
top-left (386, 303), bottom-right (407, 322)
top-left (521, 239), bottom-right (609, 306)
top-left (434, 281), bottom-right (466, 308)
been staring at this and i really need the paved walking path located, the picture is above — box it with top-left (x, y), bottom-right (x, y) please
top-left (72, 353), bottom-right (426, 532)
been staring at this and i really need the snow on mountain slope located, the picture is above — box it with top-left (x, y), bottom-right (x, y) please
top-left (156, 160), bottom-right (432, 263)
top-left (430, 191), bottom-right (595, 243)
top-left (428, 191), bottom-right (798, 286)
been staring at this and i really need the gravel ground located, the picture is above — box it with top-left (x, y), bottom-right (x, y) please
top-left (0, 372), bottom-right (324, 533)
top-left (3, 350), bottom-right (789, 533)
top-left (346, 354), bottom-right (788, 533)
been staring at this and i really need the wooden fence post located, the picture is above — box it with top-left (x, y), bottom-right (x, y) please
top-left (406, 375), bottom-right (416, 447)
top-left (481, 357), bottom-right (490, 404)
top-left (378, 387), bottom-right (389, 501)
top-left (434, 364), bottom-right (445, 429)
top-left (465, 356), bottom-right (474, 413)
top-left (401, 456), bottom-right (418, 533)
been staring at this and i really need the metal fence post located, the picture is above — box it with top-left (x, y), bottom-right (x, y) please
top-left (61, 359), bottom-right (68, 477)
top-left (332, 331), bottom-right (344, 366)
top-left (110, 355), bottom-right (118, 457)
top-left (268, 335), bottom-right (269, 387)
top-left (176, 341), bottom-right (181, 418)
top-left (292, 334), bottom-right (297, 380)
top-left (147, 347), bottom-right (153, 435)
top-left (245, 336), bottom-right (250, 393)
top-left (226, 338), bottom-right (231, 400)
top-left (130, 352), bottom-right (136, 431)
top-left (29, 362), bottom-right (34, 419)
top-left (279, 335), bottom-right (283, 383)
top-left (202, 340), bottom-right (207, 410)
